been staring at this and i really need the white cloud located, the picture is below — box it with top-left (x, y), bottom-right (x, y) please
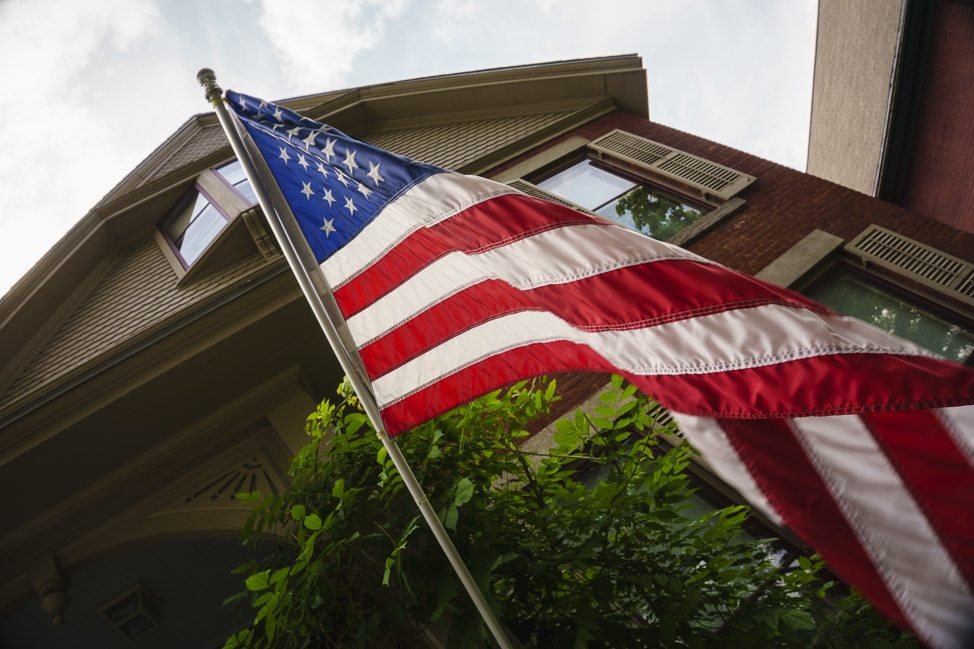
top-left (0, 0), bottom-right (159, 295)
top-left (257, 0), bottom-right (409, 92)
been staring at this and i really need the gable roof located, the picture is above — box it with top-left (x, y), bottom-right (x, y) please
top-left (0, 55), bottom-right (647, 421)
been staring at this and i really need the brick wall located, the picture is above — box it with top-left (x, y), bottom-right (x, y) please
top-left (901, 1), bottom-right (974, 234)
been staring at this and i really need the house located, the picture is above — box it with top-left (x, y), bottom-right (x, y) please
top-left (1, 54), bottom-right (971, 647)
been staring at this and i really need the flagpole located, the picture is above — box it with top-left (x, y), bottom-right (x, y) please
top-left (197, 69), bottom-right (516, 649)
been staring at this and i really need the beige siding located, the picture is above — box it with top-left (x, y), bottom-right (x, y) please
top-left (0, 239), bottom-right (271, 409)
top-left (151, 125), bottom-right (229, 182)
top-left (363, 111), bottom-right (572, 170)
top-left (806, 0), bottom-right (903, 195)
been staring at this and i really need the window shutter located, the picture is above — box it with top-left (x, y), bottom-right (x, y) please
top-left (847, 225), bottom-right (974, 306)
top-left (506, 179), bottom-right (598, 216)
top-left (589, 129), bottom-right (755, 200)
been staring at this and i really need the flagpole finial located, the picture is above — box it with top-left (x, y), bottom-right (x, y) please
top-left (197, 68), bottom-right (223, 106)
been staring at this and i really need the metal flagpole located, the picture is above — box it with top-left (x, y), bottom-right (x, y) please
top-left (197, 69), bottom-right (516, 649)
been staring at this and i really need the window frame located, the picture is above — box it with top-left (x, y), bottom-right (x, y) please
top-left (532, 154), bottom-right (717, 240)
top-left (804, 262), bottom-right (974, 365)
top-left (505, 133), bottom-right (750, 248)
top-left (156, 161), bottom-right (256, 275)
top-left (758, 228), bottom-right (974, 366)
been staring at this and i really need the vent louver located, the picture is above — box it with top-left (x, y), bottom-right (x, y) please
top-left (589, 129), bottom-right (755, 200)
top-left (847, 225), bottom-right (974, 306)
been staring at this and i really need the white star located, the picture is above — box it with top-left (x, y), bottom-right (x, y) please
top-left (320, 218), bottom-right (336, 237)
top-left (300, 181), bottom-right (314, 199)
top-left (273, 106), bottom-right (284, 122)
top-left (335, 170), bottom-right (349, 187)
top-left (238, 96), bottom-right (247, 112)
top-left (343, 149), bottom-right (358, 174)
top-left (316, 162), bottom-right (328, 179)
top-left (322, 188), bottom-right (335, 207)
top-left (344, 197), bottom-right (357, 215)
top-left (287, 126), bottom-right (302, 142)
top-left (297, 154), bottom-right (310, 171)
top-left (278, 147), bottom-right (290, 164)
top-left (302, 131), bottom-right (317, 149)
top-left (367, 161), bottom-right (384, 185)
top-left (356, 182), bottom-right (373, 199)
top-left (257, 100), bottom-right (267, 116)
top-left (322, 138), bottom-right (336, 161)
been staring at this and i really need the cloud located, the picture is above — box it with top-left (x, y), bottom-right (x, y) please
top-left (0, 0), bottom-right (159, 295)
top-left (257, 0), bottom-right (409, 92)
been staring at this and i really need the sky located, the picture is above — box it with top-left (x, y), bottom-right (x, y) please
top-left (0, 0), bottom-right (818, 297)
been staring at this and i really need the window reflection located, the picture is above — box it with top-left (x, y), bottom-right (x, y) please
top-left (536, 159), bottom-right (706, 242)
top-left (215, 160), bottom-right (257, 205)
top-left (809, 272), bottom-right (974, 363)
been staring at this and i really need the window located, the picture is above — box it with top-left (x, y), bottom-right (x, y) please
top-left (535, 159), bottom-right (708, 242)
top-left (808, 269), bottom-right (974, 364)
top-left (511, 130), bottom-right (754, 246)
top-left (159, 160), bottom-right (256, 267)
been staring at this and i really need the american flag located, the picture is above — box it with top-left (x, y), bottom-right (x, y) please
top-left (226, 90), bottom-right (974, 648)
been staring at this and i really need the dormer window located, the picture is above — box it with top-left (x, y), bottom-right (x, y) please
top-left (159, 160), bottom-right (256, 268)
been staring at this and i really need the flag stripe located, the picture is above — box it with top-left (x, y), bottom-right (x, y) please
top-left (717, 417), bottom-right (912, 631)
top-left (357, 261), bottom-right (817, 379)
top-left (862, 410), bottom-right (974, 589)
top-left (791, 414), bottom-right (974, 649)
top-left (378, 341), bottom-right (973, 434)
top-left (938, 404), bottom-right (974, 466)
top-left (345, 223), bottom-right (702, 345)
top-left (669, 414), bottom-right (785, 526)
top-left (369, 306), bottom-right (931, 408)
top-left (322, 172), bottom-right (518, 288)
top-left (333, 193), bottom-right (604, 316)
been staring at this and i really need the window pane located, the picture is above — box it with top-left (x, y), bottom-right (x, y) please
top-left (173, 203), bottom-right (226, 265)
top-left (216, 160), bottom-right (256, 205)
top-left (215, 159), bottom-right (247, 186)
top-left (163, 192), bottom-right (210, 241)
top-left (596, 186), bottom-right (705, 242)
top-left (536, 160), bottom-right (636, 210)
top-left (810, 272), bottom-right (974, 363)
top-left (233, 178), bottom-right (257, 205)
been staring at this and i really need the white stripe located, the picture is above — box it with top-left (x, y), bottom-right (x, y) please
top-left (371, 306), bottom-right (931, 406)
top-left (791, 415), bottom-right (974, 649)
top-left (347, 223), bottom-right (700, 344)
top-left (322, 172), bottom-right (517, 288)
top-left (670, 414), bottom-right (785, 526)
top-left (937, 404), bottom-right (974, 467)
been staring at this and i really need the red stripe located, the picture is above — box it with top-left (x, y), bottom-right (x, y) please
top-left (359, 259), bottom-right (825, 378)
top-left (379, 341), bottom-right (974, 434)
top-left (862, 410), bottom-right (974, 590)
top-left (334, 194), bottom-right (601, 315)
top-left (718, 418), bottom-right (912, 630)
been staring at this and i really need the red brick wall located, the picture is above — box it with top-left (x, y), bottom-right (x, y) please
top-left (492, 111), bottom-right (974, 275)
top-left (900, 1), bottom-right (974, 234)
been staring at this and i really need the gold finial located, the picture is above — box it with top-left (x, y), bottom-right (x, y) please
top-left (197, 68), bottom-right (223, 106)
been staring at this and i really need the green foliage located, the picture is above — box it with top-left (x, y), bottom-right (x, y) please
top-left (225, 377), bottom-right (918, 648)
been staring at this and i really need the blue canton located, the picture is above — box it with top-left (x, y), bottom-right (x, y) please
top-left (226, 90), bottom-right (443, 264)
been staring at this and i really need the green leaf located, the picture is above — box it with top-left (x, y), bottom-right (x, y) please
top-left (245, 570), bottom-right (270, 592)
top-left (545, 379), bottom-right (557, 401)
top-left (453, 477), bottom-right (474, 507)
top-left (303, 514), bottom-right (323, 530)
top-left (289, 504), bottom-right (306, 521)
top-left (444, 505), bottom-right (459, 530)
top-left (332, 479), bottom-right (345, 499)
top-left (610, 374), bottom-right (624, 389)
